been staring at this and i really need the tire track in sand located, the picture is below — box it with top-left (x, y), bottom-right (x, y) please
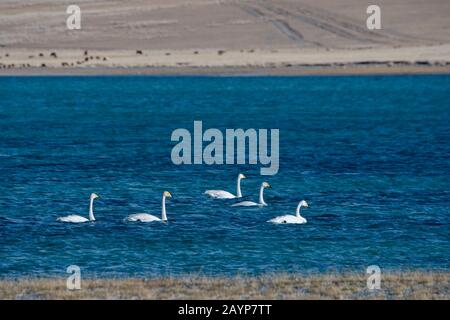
top-left (238, 3), bottom-right (318, 46)
top-left (258, 0), bottom-right (428, 46)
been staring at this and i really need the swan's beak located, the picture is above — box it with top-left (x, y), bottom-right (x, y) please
top-left (166, 192), bottom-right (172, 198)
top-left (267, 183), bottom-right (271, 188)
top-left (242, 174), bottom-right (246, 179)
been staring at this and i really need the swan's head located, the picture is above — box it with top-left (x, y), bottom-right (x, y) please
top-left (300, 200), bottom-right (308, 207)
top-left (262, 182), bottom-right (271, 188)
top-left (238, 173), bottom-right (246, 180)
top-left (90, 193), bottom-right (99, 200)
top-left (163, 191), bottom-right (172, 198)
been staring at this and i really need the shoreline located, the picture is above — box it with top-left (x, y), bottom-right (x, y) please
top-left (1, 65), bottom-right (450, 77)
top-left (1, 45), bottom-right (450, 76)
top-left (1, 272), bottom-right (449, 299)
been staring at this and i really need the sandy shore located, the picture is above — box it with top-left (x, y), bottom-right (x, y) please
top-left (1, 46), bottom-right (450, 76)
top-left (1, 65), bottom-right (450, 76)
top-left (1, 1), bottom-right (449, 75)
top-left (1, 272), bottom-right (449, 299)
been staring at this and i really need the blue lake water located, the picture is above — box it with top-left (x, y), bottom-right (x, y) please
top-left (0, 75), bottom-right (449, 278)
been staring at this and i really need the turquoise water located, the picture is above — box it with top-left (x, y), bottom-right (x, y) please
top-left (0, 75), bottom-right (449, 277)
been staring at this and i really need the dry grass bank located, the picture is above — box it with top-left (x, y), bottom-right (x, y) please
top-left (1, 272), bottom-right (449, 300)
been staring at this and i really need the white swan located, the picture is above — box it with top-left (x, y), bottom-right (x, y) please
top-left (204, 173), bottom-right (246, 199)
top-left (57, 193), bottom-right (99, 223)
top-left (267, 200), bottom-right (309, 224)
top-left (126, 191), bottom-right (172, 223)
top-left (232, 182), bottom-right (271, 207)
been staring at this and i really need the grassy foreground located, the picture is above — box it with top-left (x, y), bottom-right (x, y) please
top-left (1, 272), bottom-right (449, 300)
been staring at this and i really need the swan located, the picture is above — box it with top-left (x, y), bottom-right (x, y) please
top-left (126, 191), bottom-right (172, 222)
top-left (57, 193), bottom-right (99, 223)
top-left (267, 200), bottom-right (309, 224)
top-left (231, 182), bottom-right (271, 207)
top-left (204, 173), bottom-right (246, 199)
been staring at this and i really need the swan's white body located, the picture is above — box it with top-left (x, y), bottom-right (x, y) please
top-left (204, 190), bottom-right (236, 199)
top-left (232, 182), bottom-right (270, 207)
top-left (205, 173), bottom-right (246, 199)
top-left (268, 200), bottom-right (309, 224)
top-left (126, 213), bottom-right (162, 222)
top-left (268, 215), bottom-right (307, 224)
top-left (57, 215), bottom-right (90, 223)
top-left (57, 193), bottom-right (99, 223)
top-left (232, 201), bottom-right (259, 207)
top-left (126, 191), bottom-right (171, 223)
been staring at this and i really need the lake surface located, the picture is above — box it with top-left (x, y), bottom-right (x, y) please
top-left (0, 75), bottom-right (449, 278)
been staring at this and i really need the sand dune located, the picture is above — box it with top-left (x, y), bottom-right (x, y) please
top-left (0, 0), bottom-right (449, 74)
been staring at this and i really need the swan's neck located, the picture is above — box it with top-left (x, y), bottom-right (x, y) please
top-left (236, 176), bottom-right (243, 198)
top-left (295, 203), bottom-right (303, 218)
top-left (161, 195), bottom-right (167, 221)
top-left (259, 185), bottom-right (267, 205)
top-left (89, 198), bottom-right (95, 221)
